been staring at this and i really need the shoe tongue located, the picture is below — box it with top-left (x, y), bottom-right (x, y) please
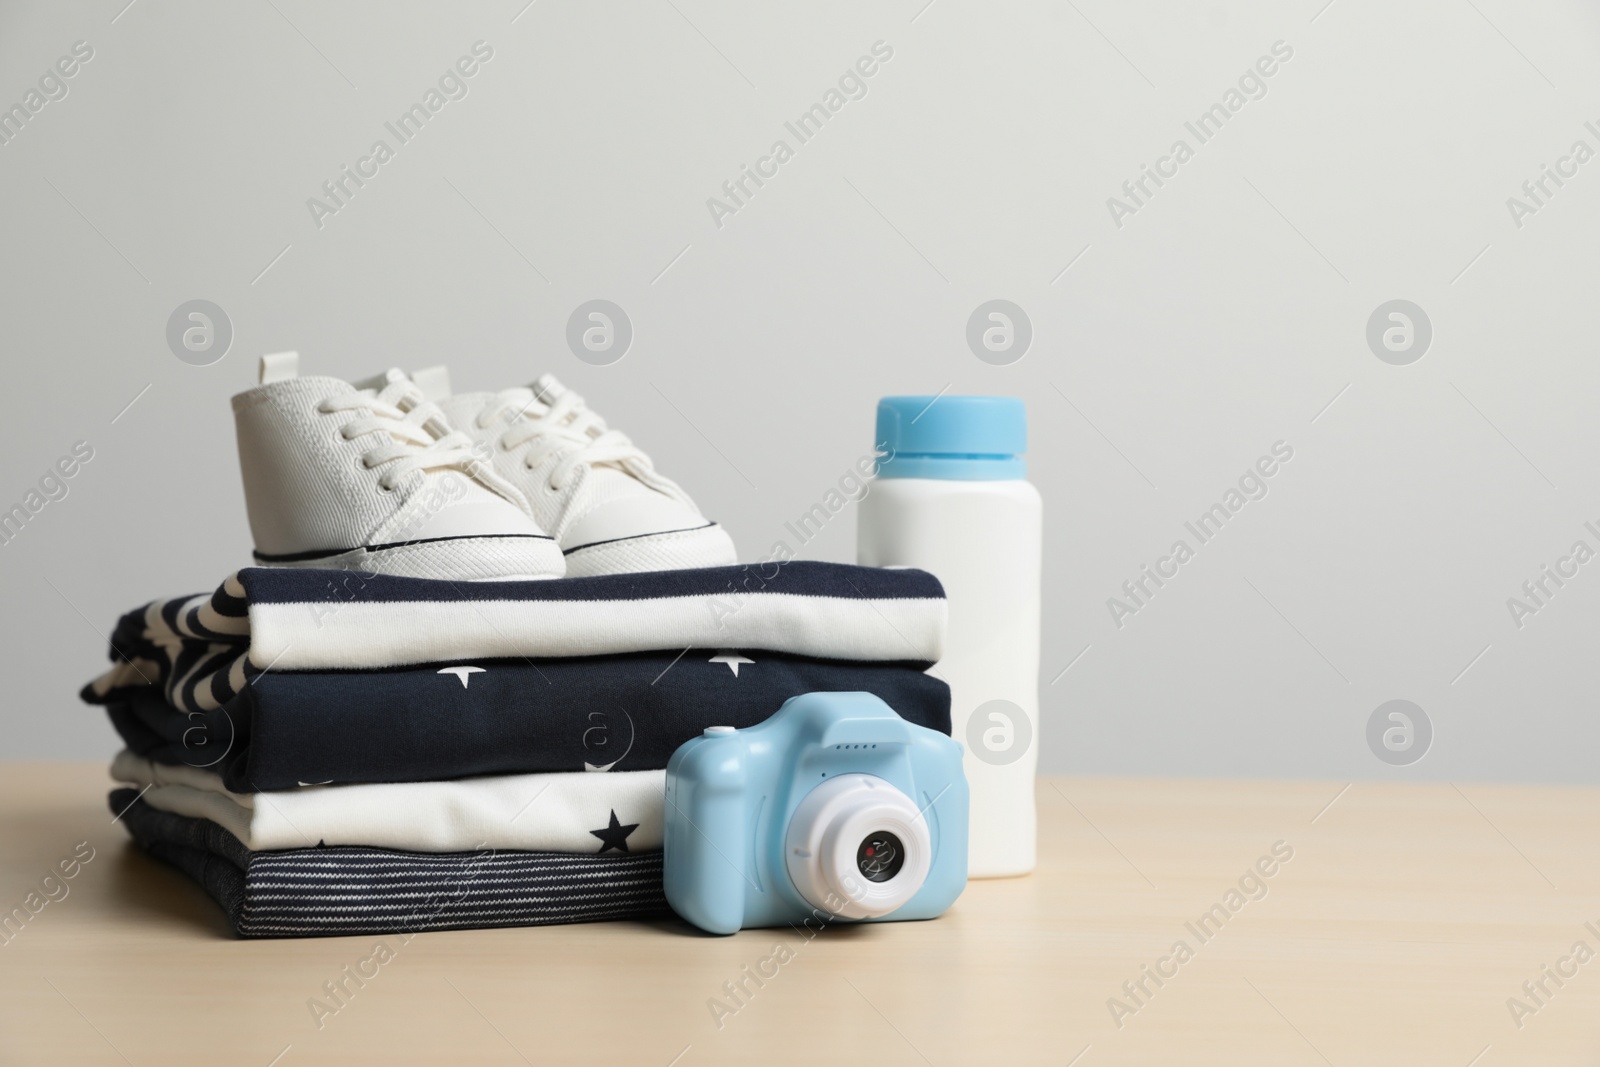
top-left (525, 374), bottom-right (585, 439)
top-left (530, 373), bottom-right (566, 404)
top-left (351, 367), bottom-right (413, 395)
top-left (411, 365), bottom-right (452, 402)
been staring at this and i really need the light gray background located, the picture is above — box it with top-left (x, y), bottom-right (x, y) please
top-left (3, 0), bottom-right (1598, 782)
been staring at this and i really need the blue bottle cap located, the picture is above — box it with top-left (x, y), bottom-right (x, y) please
top-left (874, 395), bottom-right (1027, 480)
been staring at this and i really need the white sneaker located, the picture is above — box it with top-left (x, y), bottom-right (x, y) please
top-left (232, 353), bottom-right (564, 581)
top-left (423, 369), bottom-right (737, 576)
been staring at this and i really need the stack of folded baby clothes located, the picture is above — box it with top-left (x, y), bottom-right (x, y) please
top-left (82, 356), bottom-right (949, 938)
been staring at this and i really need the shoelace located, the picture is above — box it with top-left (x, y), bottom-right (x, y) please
top-left (476, 382), bottom-right (656, 493)
top-left (318, 378), bottom-right (484, 492)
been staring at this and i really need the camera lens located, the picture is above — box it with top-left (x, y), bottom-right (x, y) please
top-left (856, 831), bottom-right (905, 882)
top-left (786, 774), bottom-right (931, 919)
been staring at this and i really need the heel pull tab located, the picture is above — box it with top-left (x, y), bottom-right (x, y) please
top-left (259, 351), bottom-right (300, 385)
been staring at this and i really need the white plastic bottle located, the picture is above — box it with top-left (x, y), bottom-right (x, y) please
top-left (857, 396), bottom-right (1041, 878)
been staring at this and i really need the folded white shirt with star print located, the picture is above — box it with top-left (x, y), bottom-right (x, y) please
top-left (111, 750), bottom-right (664, 854)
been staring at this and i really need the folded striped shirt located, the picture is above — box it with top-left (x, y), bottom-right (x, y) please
top-left (111, 790), bottom-right (669, 939)
top-left (113, 750), bottom-right (666, 854)
top-left (85, 562), bottom-right (946, 715)
top-left (102, 651), bottom-right (950, 791)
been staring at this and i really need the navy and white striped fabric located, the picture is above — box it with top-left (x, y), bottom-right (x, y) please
top-left (112, 789), bottom-right (670, 938)
top-left (85, 561), bottom-right (947, 714)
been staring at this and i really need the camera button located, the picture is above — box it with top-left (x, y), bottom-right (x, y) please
top-left (703, 726), bottom-right (736, 736)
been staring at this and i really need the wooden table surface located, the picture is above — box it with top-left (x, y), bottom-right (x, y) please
top-left (2, 763), bottom-right (1597, 1065)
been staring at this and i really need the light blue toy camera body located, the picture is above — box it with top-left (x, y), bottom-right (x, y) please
top-left (663, 691), bottom-right (968, 935)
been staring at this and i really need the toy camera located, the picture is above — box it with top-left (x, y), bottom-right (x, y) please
top-left (663, 691), bottom-right (968, 935)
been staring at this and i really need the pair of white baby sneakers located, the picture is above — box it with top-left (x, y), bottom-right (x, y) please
top-left (231, 352), bottom-right (736, 580)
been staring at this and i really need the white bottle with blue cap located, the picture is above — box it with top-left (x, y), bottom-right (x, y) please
top-left (858, 396), bottom-right (1041, 878)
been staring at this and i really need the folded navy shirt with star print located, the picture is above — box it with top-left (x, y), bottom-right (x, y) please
top-left (103, 649), bottom-right (950, 792)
